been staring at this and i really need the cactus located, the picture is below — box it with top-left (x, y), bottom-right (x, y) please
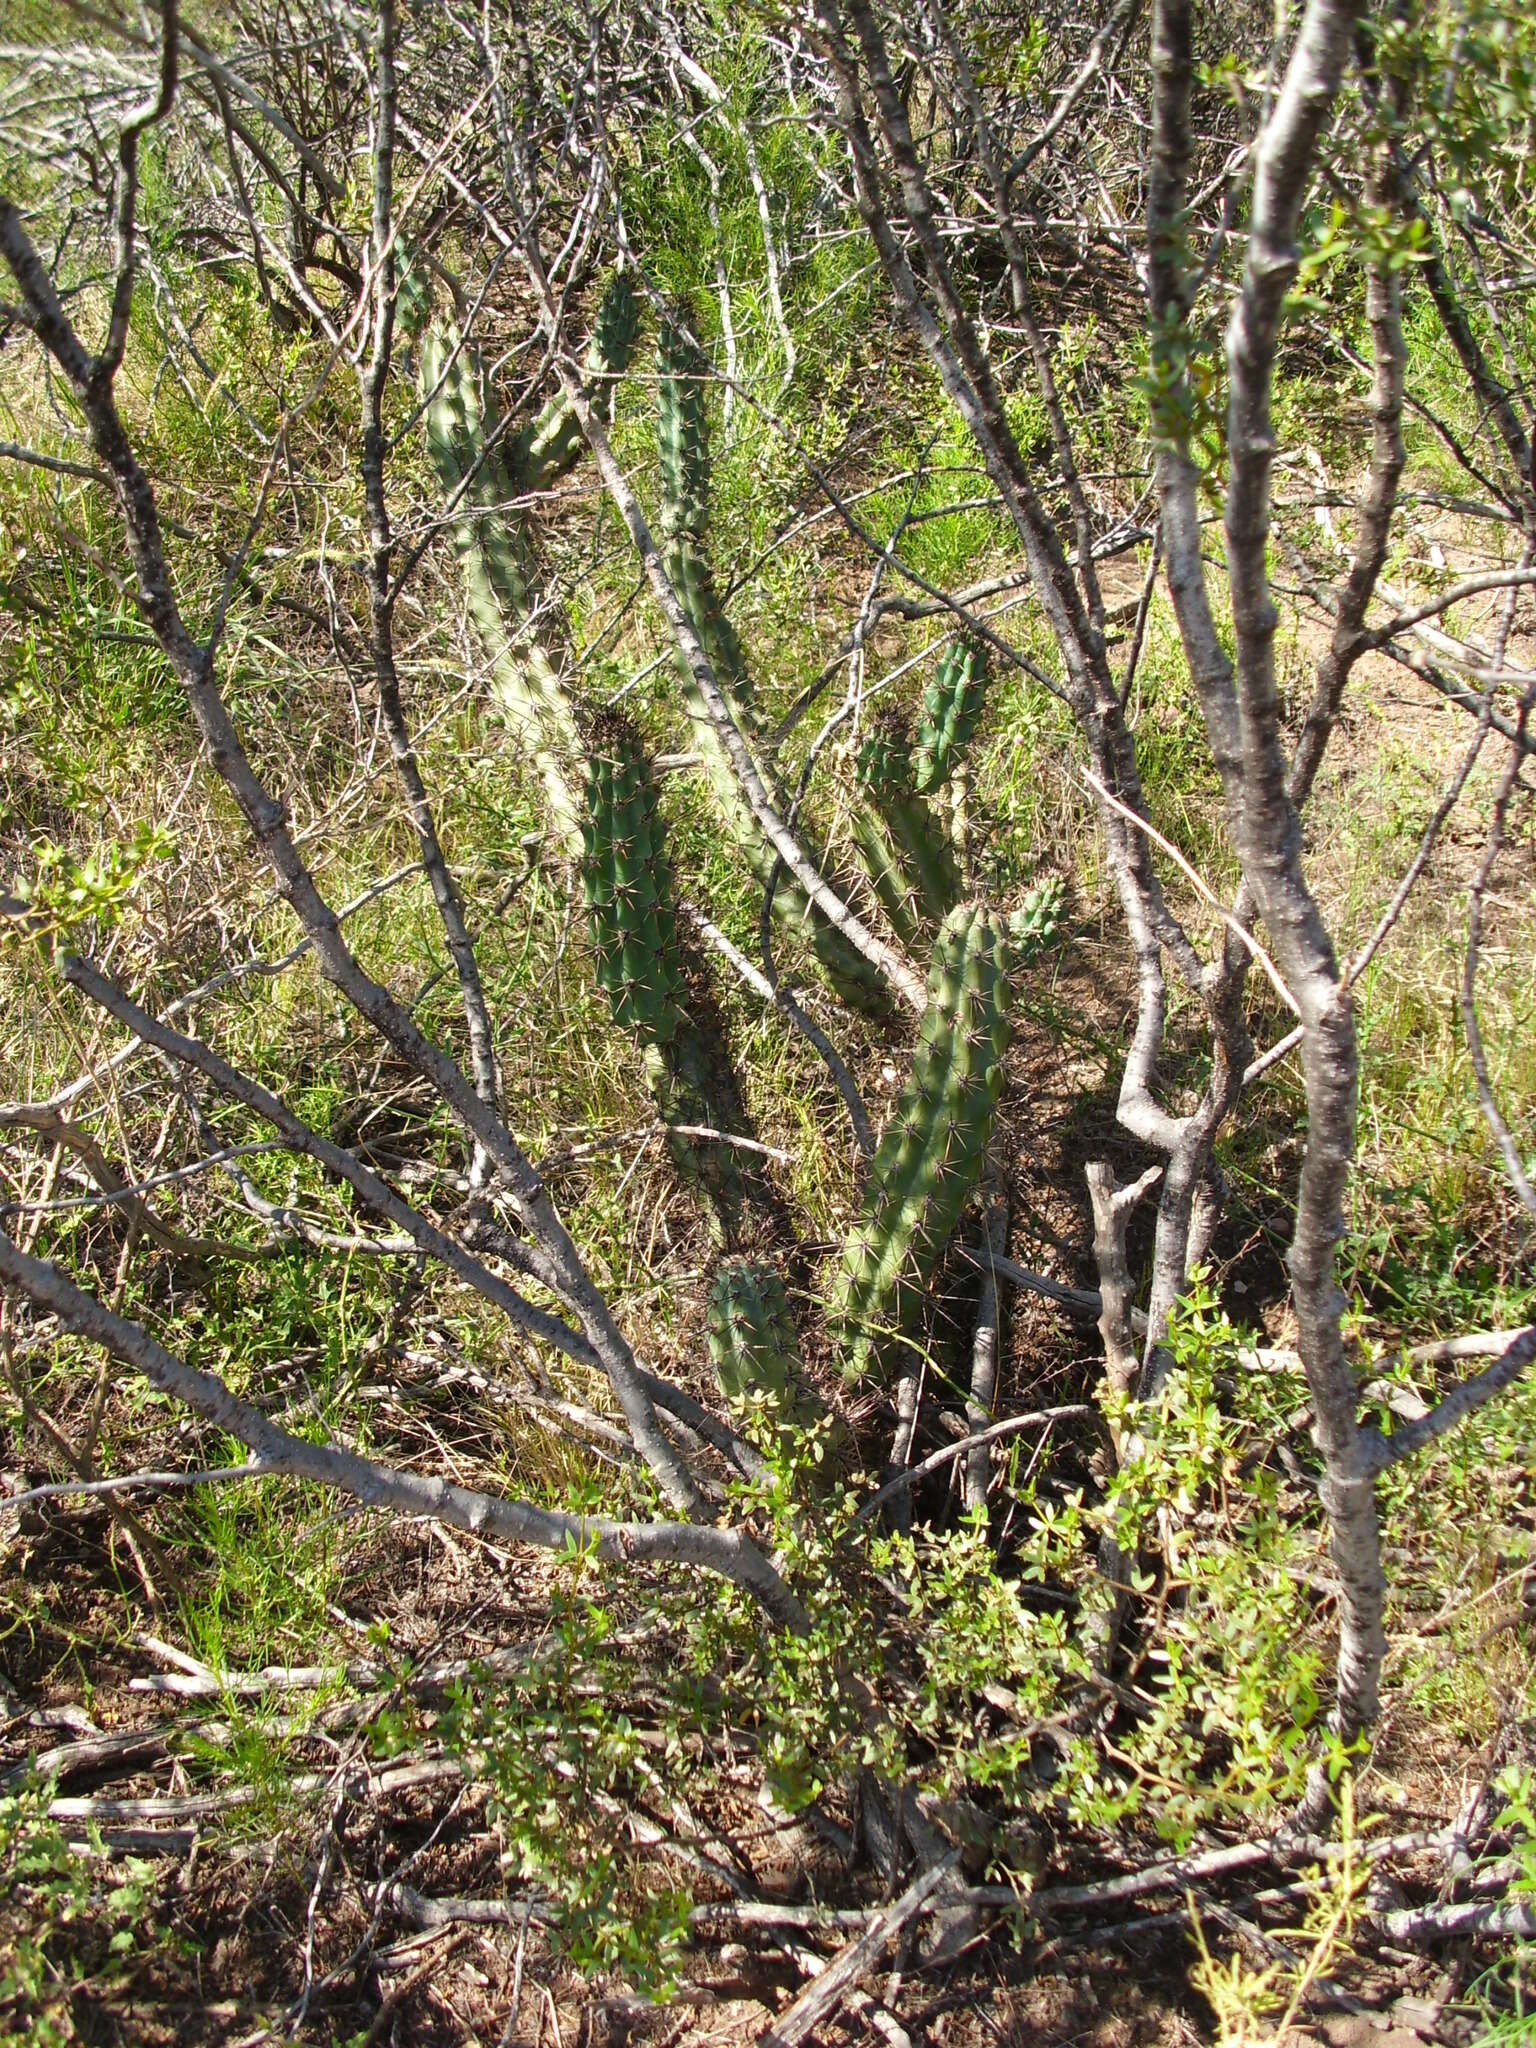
top-left (706, 1259), bottom-right (818, 1423)
top-left (835, 904), bottom-right (1013, 1381)
top-left (913, 638), bottom-right (989, 796)
top-left (657, 318), bottom-right (752, 711)
top-left (579, 712), bottom-right (765, 1239)
top-left (580, 712), bottom-right (689, 1043)
top-left (654, 323), bottom-right (899, 1022)
top-left (418, 324), bottom-right (587, 849)
top-left (851, 713), bottom-right (961, 948)
top-left (395, 247), bottom-right (435, 344)
top-left (415, 308), bottom-right (772, 1239)
top-left (512, 273), bottom-right (641, 490)
top-left (1006, 876), bottom-right (1066, 970)
top-left (415, 279), bottom-right (643, 850)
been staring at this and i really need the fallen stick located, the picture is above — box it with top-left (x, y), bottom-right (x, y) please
top-left (1374, 1895), bottom-right (1536, 1945)
top-left (128, 1638), bottom-right (538, 1698)
top-left (49, 1757), bottom-right (462, 1830)
top-left (60, 1824), bottom-right (199, 1857)
top-left (388, 1883), bottom-right (876, 1937)
top-left (760, 1854), bottom-right (958, 2048)
top-left (969, 1837), bottom-right (1276, 1913)
top-left (3, 1724), bottom-right (176, 1790)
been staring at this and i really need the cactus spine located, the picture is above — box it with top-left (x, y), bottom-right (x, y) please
top-left (654, 321), bottom-right (897, 1021)
top-left (913, 638), bottom-right (989, 797)
top-left (835, 905), bottom-right (1013, 1381)
top-left (706, 1260), bottom-right (818, 1424)
top-left (851, 714), bottom-right (961, 949)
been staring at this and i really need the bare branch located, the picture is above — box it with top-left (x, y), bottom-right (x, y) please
top-left (1366, 1327), bottom-right (1536, 1473)
top-left (97, 0), bottom-right (180, 385)
top-left (0, 1230), bottom-right (805, 1633)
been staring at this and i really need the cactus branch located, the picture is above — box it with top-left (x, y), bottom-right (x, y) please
top-left (513, 284), bottom-right (927, 1016)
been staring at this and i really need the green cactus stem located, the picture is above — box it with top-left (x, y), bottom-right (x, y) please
top-left (657, 317), bottom-right (752, 711)
top-left (851, 713), bottom-right (962, 948)
top-left (835, 904), bottom-right (1013, 1381)
top-left (580, 711), bottom-right (689, 1045)
top-left (913, 638), bottom-right (989, 797)
top-left (414, 300), bottom-right (772, 1236)
top-left (705, 1259), bottom-right (819, 1422)
top-left (653, 324), bottom-right (898, 1021)
top-left (1006, 876), bottom-right (1067, 972)
top-left (418, 324), bottom-right (587, 850)
top-left (395, 246), bottom-right (435, 343)
top-left (581, 713), bottom-right (767, 1239)
top-left (511, 273), bottom-right (641, 491)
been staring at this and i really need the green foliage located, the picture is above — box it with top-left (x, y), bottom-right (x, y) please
top-left (0, 1781), bottom-right (156, 2046)
top-left (1087, 1277), bottom-right (1326, 1840)
top-left (1190, 1786), bottom-right (1368, 2048)
top-left (836, 905), bottom-right (1013, 1380)
top-left (11, 821), bottom-right (174, 939)
top-left (1287, 199), bottom-right (1430, 320)
top-left (1139, 307), bottom-right (1227, 474)
top-left (1386, 0), bottom-right (1536, 219)
top-left (438, 1595), bottom-right (693, 1993)
top-left (682, 1459), bottom-right (1073, 1818)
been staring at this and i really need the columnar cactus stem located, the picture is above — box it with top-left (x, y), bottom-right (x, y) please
top-left (852, 712), bottom-right (961, 946)
top-left (513, 273), bottom-right (641, 490)
top-left (581, 711), bottom-right (764, 1240)
top-left (417, 324), bottom-right (587, 850)
top-left (657, 317), bottom-right (753, 714)
top-left (706, 1259), bottom-right (819, 1424)
top-left (581, 710), bottom-right (690, 1044)
top-left (835, 904), bottom-right (1013, 1380)
top-left (655, 318), bottom-right (899, 1021)
top-left (914, 637), bottom-right (990, 796)
top-left (413, 285), bottom-right (767, 1237)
